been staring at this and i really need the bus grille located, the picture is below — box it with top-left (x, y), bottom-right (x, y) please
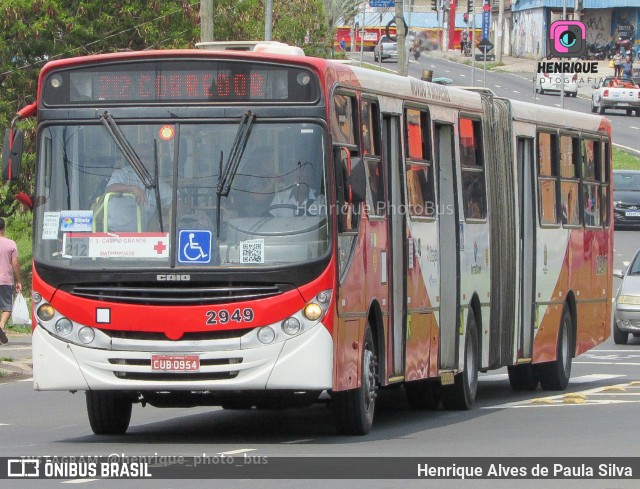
top-left (101, 329), bottom-right (249, 341)
top-left (68, 283), bottom-right (287, 305)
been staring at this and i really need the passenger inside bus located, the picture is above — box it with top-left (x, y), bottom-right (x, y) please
top-left (269, 162), bottom-right (326, 217)
top-left (104, 149), bottom-right (171, 232)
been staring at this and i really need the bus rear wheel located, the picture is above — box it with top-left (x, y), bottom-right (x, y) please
top-left (86, 391), bottom-right (133, 435)
top-left (536, 305), bottom-right (573, 391)
top-left (332, 324), bottom-right (378, 435)
top-left (442, 315), bottom-right (478, 410)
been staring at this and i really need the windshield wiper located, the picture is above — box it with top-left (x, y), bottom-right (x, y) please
top-left (99, 111), bottom-right (156, 189)
top-left (152, 140), bottom-right (164, 232)
top-left (215, 111), bottom-right (256, 234)
top-left (217, 111), bottom-right (256, 197)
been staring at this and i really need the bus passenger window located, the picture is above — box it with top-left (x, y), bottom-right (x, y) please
top-left (559, 136), bottom-right (580, 226)
top-left (332, 94), bottom-right (356, 145)
top-left (537, 132), bottom-right (558, 225)
top-left (362, 99), bottom-right (384, 216)
top-left (582, 139), bottom-right (601, 227)
top-left (459, 117), bottom-right (486, 220)
top-left (406, 165), bottom-right (435, 217)
top-left (361, 99), bottom-right (380, 157)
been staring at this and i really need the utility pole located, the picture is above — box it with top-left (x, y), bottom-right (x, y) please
top-left (199, 0), bottom-right (214, 43)
top-left (265, 0), bottom-right (273, 41)
top-left (396, 2), bottom-right (408, 76)
top-left (496, 0), bottom-right (505, 63)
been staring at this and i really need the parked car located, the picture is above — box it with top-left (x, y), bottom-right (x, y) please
top-left (591, 77), bottom-right (640, 116)
top-left (613, 248), bottom-right (640, 344)
top-left (613, 170), bottom-right (640, 228)
top-left (373, 36), bottom-right (398, 62)
top-left (535, 71), bottom-right (578, 97)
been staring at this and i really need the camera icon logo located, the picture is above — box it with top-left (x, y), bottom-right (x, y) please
top-left (549, 20), bottom-right (587, 58)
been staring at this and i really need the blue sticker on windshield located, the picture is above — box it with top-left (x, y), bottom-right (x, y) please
top-left (178, 230), bottom-right (212, 264)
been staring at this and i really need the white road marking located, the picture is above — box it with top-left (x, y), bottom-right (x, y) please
top-left (19, 378), bottom-right (33, 382)
top-left (281, 439), bottom-right (314, 444)
top-left (217, 449), bottom-right (256, 456)
top-left (61, 480), bottom-right (99, 484)
top-left (574, 361), bottom-right (640, 366)
top-left (460, 74), bottom-right (466, 77)
top-left (513, 90), bottom-right (520, 93)
top-left (568, 374), bottom-right (623, 383)
top-left (0, 423), bottom-right (9, 426)
top-left (554, 104), bottom-right (562, 107)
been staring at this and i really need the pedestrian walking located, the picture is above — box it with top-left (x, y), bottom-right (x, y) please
top-left (613, 52), bottom-right (623, 77)
top-left (0, 217), bottom-right (22, 344)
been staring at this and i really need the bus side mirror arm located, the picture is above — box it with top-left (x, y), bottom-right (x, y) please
top-left (2, 102), bottom-right (37, 182)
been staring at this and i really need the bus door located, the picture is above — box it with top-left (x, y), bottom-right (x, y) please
top-left (435, 123), bottom-right (460, 370)
top-left (517, 137), bottom-right (536, 359)
top-left (382, 114), bottom-right (406, 378)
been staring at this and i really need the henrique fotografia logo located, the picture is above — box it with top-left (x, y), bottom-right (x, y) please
top-left (549, 20), bottom-right (587, 58)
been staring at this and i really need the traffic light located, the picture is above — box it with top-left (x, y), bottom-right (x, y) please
top-left (463, 13), bottom-right (469, 24)
top-left (467, 0), bottom-right (474, 14)
top-left (431, 0), bottom-right (438, 11)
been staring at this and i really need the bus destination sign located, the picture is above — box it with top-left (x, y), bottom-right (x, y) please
top-left (42, 60), bottom-right (318, 105)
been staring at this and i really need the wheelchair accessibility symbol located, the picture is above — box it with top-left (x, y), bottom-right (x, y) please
top-left (178, 230), bottom-right (212, 264)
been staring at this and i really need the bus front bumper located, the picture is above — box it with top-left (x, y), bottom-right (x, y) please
top-left (32, 323), bottom-right (333, 392)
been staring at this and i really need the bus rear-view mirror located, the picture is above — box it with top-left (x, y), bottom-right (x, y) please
top-left (2, 128), bottom-right (23, 181)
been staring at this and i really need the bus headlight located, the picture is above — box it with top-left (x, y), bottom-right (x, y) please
top-left (54, 318), bottom-right (73, 336)
top-left (77, 327), bottom-right (95, 344)
top-left (32, 292), bottom-right (43, 304)
top-left (282, 317), bottom-right (301, 335)
top-left (303, 303), bottom-right (323, 321)
top-left (37, 304), bottom-right (56, 321)
top-left (257, 326), bottom-right (276, 344)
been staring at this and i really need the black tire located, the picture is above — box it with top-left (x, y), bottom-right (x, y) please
top-left (635, 109), bottom-right (640, 117)
top-left (598, 105), bottom-right (605, 115)
top-left (332, 324), bottom-right (378, 435)
top-left (536, 305), bottom-right (573, 391)
top-left (539, 88), bottom-right (545, 95)
top-left (405, 380), bottom-right (441, 410)
top-left (86, 391), bottom-right (132, 435)
top-left (507, 364), bottom-right (539, 391)
top-left (591, 100), bottom-right (597, 113)
top-left (442, 315), bottom-right (479, 410)
top-left (613, 321), bottom-right (629, 345)
top-left (627, 109), bottom-right (633, 116)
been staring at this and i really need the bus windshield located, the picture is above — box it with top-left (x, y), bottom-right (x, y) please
top-left (34, 121), bottom-right (329, 269)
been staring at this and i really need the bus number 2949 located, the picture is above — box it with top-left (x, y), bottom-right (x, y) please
top-left (206, 308), bottom-right (254, 325)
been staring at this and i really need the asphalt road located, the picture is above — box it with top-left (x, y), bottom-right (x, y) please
top-left (365, 51), bottom-right (640, 154)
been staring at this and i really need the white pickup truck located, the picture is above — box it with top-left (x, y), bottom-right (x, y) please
top-left (591, 77), bottom-right (640, 116)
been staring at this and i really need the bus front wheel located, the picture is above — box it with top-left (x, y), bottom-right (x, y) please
top-left (332, 324), bottom-right (378, 435)
top-left (86, 391), bottom-right (133, 435)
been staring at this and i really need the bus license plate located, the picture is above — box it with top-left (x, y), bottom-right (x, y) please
top-left (625, 211), bottom-right (640, 217)
top-left (151, 355), bottom-right (200, 372)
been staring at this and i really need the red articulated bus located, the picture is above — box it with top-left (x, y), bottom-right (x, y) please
top-left (2, 46), bottom-right (612, 436)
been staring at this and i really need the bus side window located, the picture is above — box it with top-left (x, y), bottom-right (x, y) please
top-left (582, 139), bottom-right (601, 227)
top-left (332, 94), bottom-right (356, 146)
top-left (405, 107), bottom-right (435, 218)
top-left (601, 141), bottom-right (610, 227)
top-left (459, 117), bottom-right (486, 220)
top-left (537, 131), bottom-right (558, 225)
top-left (333, 93), bottom-right (360, 232)
top-left (362, 99), bottom-right (384, 215)
top-left (559, 135), bottom-right (580, 226)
